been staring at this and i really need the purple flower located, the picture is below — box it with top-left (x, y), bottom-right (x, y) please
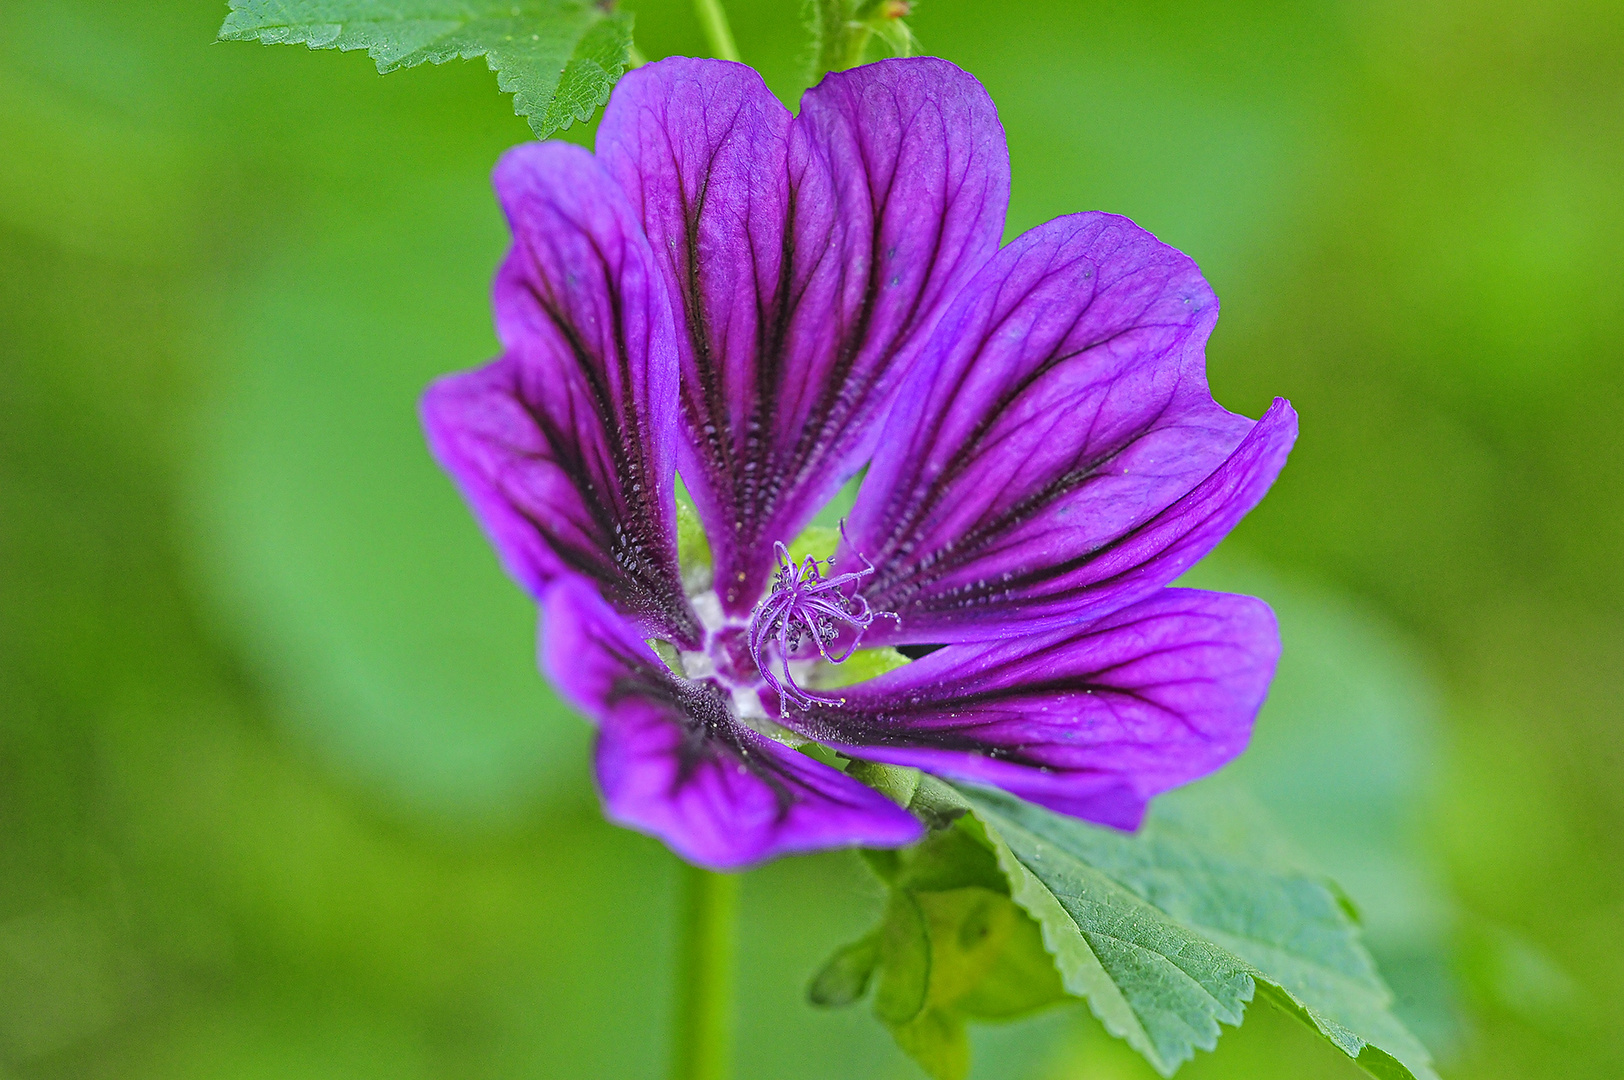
top-left (422, 57), bottom-right (1298, 869)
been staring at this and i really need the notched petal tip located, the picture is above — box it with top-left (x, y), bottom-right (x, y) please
top-left (844, 212), bottom-right (1298, 645)
top-left (808, 52), bottom-right (1008, 115)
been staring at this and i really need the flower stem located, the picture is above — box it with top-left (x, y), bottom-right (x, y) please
top-left (693, 0), bottom-right (741, 62)
top-left (810, 0), bottom-right (866, 80)
top-left (669, 862), bottom-right (739, 1080)
top-left (809, 1), bottom-right (917, 81)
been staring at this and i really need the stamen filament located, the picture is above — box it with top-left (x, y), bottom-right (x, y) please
top-left (746, 530), bottom-right (886, 709)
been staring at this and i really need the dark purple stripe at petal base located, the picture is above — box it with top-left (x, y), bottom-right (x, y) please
top-left (598, 57), bottom-right (1011, 614)
top-left (541, 577), bottom-right (923, 869)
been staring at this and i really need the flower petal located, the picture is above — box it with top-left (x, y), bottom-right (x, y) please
top-left (597, 56), bottom-right (1010, 613)
top-left (422, 143), bottom-right (697, 644)
top-left (782, 588), bottom-right (1279, 830)
top-left (540, 576), bottom-right (923, 869)
top-left (844, 212), bottom-right (1298, 644)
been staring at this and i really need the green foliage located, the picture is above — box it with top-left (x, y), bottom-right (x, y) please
top-left (194, 182), bottom-right (584, 818)
top-left (809, 931), bottom-right (882, 1006)
top-left (8, 0), bottom-right (1621, 1077)
top-left (957, 782), bottom-right (1440, 1080)
top-left (217, 1), bottom-right (633, 138)
top-left (809, 827), bottom-right (1066, 1080)
top-left (647, 637), bottom-right (685, 676)
top-left (675, 494), bottom-right (713, 593)
top-left (810, 646), bottom-right (912, 689)
top-left (1179, 556), bottom-right (1464, 1050)
top-left (787, 523), bottom-right (841, 563)
top-left (821, 776), bottom-right (1437, 1079)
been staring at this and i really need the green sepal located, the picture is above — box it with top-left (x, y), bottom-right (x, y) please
top-left (858, 846), bottom-right (904, 885)
top-left (887, 1007), bottom-right (969, 1080)
top-left (846, 760), bottom-right (922, 812)
top-left (808, 0), bottom-right (918, 80)
top-left (808, 931), bottom-right (881, 1007)
top-left (874, 889), bottom-right (932, 1025)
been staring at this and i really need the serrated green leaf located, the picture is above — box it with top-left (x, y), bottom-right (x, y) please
top-left (218, 1), bottom-right (633, 139)
top-left (956, 782), bottom-right (1440, 1080)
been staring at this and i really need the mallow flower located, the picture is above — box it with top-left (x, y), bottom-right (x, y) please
top-left (422, 56), bottom-right (1298, 869)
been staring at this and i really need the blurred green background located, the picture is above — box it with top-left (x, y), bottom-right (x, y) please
top-left (2, 1), bottom-right (1620, 1077)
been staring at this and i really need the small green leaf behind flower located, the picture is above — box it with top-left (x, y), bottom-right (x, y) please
top-left (808, 825), bottom-right (1067, 1080)
top-left (217, 1), bottom-right (634, 139)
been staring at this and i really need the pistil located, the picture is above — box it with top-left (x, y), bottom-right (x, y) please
top-left (746, 536), bottom-right (884, 709)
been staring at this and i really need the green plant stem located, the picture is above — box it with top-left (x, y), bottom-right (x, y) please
top-left (693, 0), bottom-right (741, 62)
top-left (669, 862), bottom-right (739, 1080)
top-left (810, 0), bottom-right (867, 80)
